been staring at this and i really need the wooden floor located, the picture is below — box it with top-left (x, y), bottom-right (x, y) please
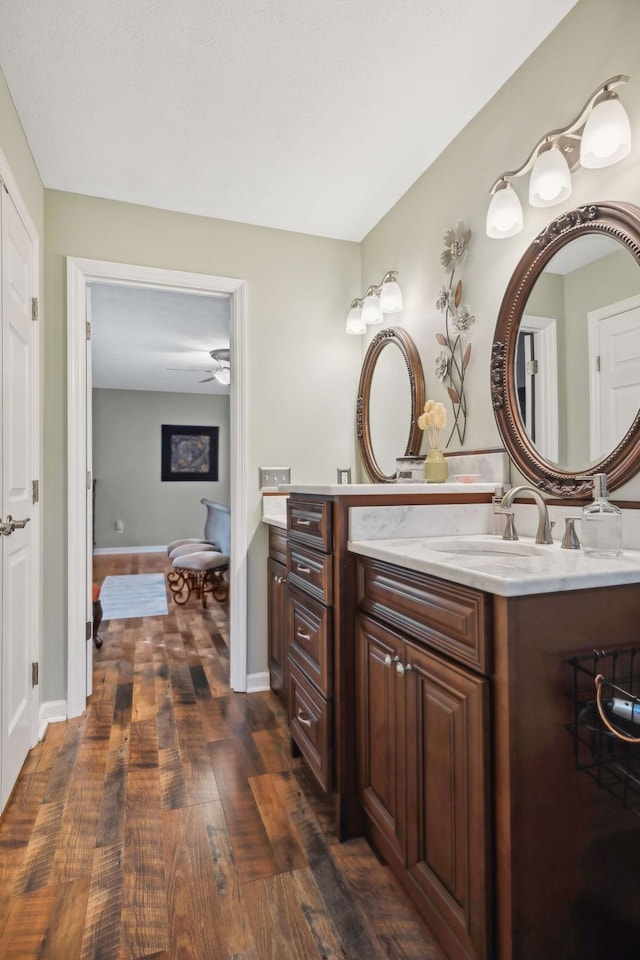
top-left (0, 552), bottom-right (445, 960)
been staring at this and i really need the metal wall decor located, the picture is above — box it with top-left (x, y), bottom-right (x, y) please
top-left (434, 220), bottom-right (475, 447)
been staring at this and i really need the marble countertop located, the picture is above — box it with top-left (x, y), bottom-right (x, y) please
top-left (262, 514), bottom-right (286, 529)
top-left (280, 482), bottom-right (499, 496)
top-left (348, 533), bottom-right (640, 597)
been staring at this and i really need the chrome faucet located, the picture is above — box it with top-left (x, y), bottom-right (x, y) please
top-left (499, 485), bottom-right (554, 544)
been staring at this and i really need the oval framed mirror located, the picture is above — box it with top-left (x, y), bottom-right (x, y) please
top-left (491, 201), bottom-right (640, 496)
top-left (357, 327), bottom-right (426, 483)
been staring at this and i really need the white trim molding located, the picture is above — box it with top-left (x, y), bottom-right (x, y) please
top-left (246, 672), bottom-right (270, 693)
top-left (39, 700), bottom-right (68, 739)
top-left (93, 545), bottom-right (167, 555)
top-left (67, 258), bottom-right (248, 717)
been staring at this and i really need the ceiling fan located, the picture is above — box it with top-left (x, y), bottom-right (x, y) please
top-left (167, 348), bottom-right (231, 385)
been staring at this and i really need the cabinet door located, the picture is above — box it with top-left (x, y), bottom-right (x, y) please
top-left (357, 615), bottom-right (405, 867)
top-left (404, 641), bottom-right (491, 960)
top-left (267, 557), bottom-right (287, 698)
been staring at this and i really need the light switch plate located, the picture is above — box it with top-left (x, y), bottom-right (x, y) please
top-left (259, 466), bottom-right (291, 489)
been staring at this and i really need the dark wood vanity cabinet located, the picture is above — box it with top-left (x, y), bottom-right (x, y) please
top-left (285, 497), bottom-right (336, 794)
top-left (357, 556), bottom-right (640, 960)
top-left (282, 487), bottom-right (496, 843)
top-left (357, 561), bottom-right (491, 960)
top-left (267, 526), bottom-right (287, 699)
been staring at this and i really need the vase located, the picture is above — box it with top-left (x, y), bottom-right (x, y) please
top-left (424, 448), bottom-right (448, 483)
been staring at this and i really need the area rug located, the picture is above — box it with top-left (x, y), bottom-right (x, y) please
top-left (99, 573), bottom-right (168, 620)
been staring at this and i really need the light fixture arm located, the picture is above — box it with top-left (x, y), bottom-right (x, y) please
top-left (488, 75), bottom-right (629, 195)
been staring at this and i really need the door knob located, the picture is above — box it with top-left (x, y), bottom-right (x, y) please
top-left (0, 515), bottom-right (30, 536)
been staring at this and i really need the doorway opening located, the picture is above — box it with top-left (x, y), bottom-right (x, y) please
top-left (67, 259), bottom-right (247, 718)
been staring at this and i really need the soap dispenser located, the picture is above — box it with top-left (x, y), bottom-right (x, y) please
top-left (581, 473), bottom-right (623, 558)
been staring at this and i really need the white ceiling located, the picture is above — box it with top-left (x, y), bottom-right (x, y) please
top-left (0, 0), bottom-right (578, 241)
top-left (90, 284), bottom-right (231, 394)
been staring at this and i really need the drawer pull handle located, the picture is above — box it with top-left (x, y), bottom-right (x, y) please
top-left (383, 654), bottom-right (399, 668)
top-left (296, 564), bottom-right (312, 574)
top-left (296, 709), bottom-right (313, 728)
top-left (297, 629), bottom-right (312, 641)
top-left (396, 662), bottom-right (413, 677)
top-left (296, 519), bottom-right (311, 526)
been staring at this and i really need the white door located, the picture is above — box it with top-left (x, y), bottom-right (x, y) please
top-left (1, 184), bottom-right (37, 810)
top-left (589, 297), bottom-right (640, 460)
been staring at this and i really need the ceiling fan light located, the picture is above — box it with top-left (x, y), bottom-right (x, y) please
top-left (379, 275), bottom-right (403, 313)
top-left (529, 146), bottom-right (572, 207)
top-left (214, 366), bottom-right (231, 385)
top-left (486, 181), bottom-right (523, 239)
top-left (580, 95), bottom-right (631, 168)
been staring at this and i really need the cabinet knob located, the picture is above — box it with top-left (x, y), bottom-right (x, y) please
top-left (396, 662), bottom-right (413, 677)
top-left (296, 708), bottom-right (313, 728)
top-left (273, 573), bottom-right (285, 584)
top-left (383, 654), bottom-right (399, 668)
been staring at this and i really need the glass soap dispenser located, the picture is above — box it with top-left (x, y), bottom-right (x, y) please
top-left (581, 473), bottom-right (623, 558)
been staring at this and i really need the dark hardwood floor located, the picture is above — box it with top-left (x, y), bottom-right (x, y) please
top-left (0, 552), bottom-right (445, 959)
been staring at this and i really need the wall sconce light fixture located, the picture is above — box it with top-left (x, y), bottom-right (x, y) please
top-left (486, 75), bottom-right (631, 239)
top-left (346, 271), bottom-right (403, 334)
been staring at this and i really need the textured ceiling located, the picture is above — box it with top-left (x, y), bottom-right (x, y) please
top-left (1, 0), bottom-right (578, 240)
top-left (90, 284), bottom-right (231, 394)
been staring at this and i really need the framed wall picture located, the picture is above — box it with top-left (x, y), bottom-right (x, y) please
top-left (161, 424), bottom-right (219, 482)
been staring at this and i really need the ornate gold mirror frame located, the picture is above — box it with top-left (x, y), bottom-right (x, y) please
top-left (491, 201), bottom-right (640, 496)
top-left (357, 326), bottom-right (426, 483)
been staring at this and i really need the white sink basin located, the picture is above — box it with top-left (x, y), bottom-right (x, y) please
top-left (420, 537), bottom-right (550, 559)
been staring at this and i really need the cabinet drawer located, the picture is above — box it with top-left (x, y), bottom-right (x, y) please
top-left (287, 542), bottom-right (333, 605)
top-left (288, 660), bottom-right (332, 792)
top-left (268, 525), bottom-right (288, 565)
top-left (287, 585), bottom-right (332, 697)
top-left (358, 558), bottom-right (491, 674)
top-left (288, 497), bottom-right (332, 552)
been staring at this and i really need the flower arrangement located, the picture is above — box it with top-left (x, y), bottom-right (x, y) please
top-left (434, 220), bottom-right (476, 447)
top-left (417, 399), bottom-right (447, 451)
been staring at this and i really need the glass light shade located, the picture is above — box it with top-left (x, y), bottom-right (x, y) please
top-left (379, 278), bottom-right (403, 313)
top-left (486, 183), bottom-right (523, 239)
top-left (529, 147), bottom-right (572, 207)
top-left (346, 304), bottom-right (366, 335)
top-left (580, 97), bottom-right (631, 168)
top-left (214, 366), bottom-right (231, 385)
top-left (361, 291), bottom-right (382, 324)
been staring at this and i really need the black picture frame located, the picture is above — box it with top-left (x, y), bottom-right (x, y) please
top-left (161, 424), bottom-right (219, 482)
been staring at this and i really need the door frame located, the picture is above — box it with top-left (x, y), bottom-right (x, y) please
top-left (67, 258), bottom-right (247, 717)
top-left (588, 292), bottom-right (640, 462)
top-left (0, 146), bottom-right (41, 748)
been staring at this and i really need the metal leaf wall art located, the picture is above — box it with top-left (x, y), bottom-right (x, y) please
top-left (434, 220), bottom-right (475, 446)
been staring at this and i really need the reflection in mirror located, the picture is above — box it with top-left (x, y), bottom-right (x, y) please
top-left (357, 327), bottom-right (426, 483)
top-left (518, 233), bottom-right (640, 471)
top-left (491, 202), bottom-right (640, 495)
top-left (368, 344), bottom-right (412, 478)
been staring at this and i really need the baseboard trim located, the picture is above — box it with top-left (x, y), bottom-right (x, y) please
top-left (246, 671), bottom-right (270, 693)
top-left (39, 699), bottom-right (68, 739)
top-left (93, 545), bottom-right (167, 555)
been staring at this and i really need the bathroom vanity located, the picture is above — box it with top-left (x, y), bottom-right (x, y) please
top-left (351, 533), bottom-right (640, 960)
top-left (268, 483), bottom-right (499, 841)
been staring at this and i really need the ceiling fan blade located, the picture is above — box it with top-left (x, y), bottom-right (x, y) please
top-left (166, 366), bottom-right (215, 372)
top-left (198, 376), bottom-right (216, 383)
